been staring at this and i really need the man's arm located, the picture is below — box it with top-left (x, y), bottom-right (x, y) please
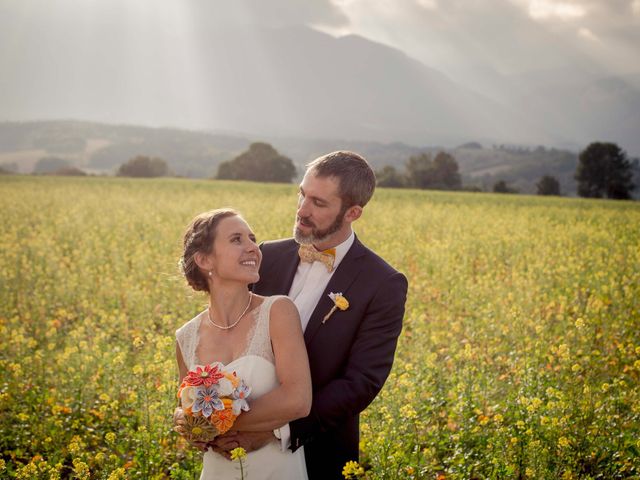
top-left (290, 271), bottom-right (408, 449)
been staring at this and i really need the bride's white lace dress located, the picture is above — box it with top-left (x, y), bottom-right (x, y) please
top-left (176, 295), bottom-right (308, 480)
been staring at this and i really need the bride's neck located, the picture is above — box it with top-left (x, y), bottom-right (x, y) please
top-left (208, 284), bottom-right (252, 327)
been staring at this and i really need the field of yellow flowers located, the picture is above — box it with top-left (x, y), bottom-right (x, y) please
top-left (1, 175), bottom-right (639, 479)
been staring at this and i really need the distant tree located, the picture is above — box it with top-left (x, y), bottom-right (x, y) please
top-left (405, 151), bottom-right (461, 190)
top-left (0, 162), bottom-right (18, 174)
top-left (405, 152), bottom-right (433, 189)
top-left (575, 142), bottom-right (635, 199)
top-left (457, 142), bottom-right (483, 150)
top-left (536, 175), bottom-right (561, 196)
top-left (432, 152), bottom-right (462, 190)
top-left (493, 180), bottom-right (518, 194)
top-left (0, 162), bottom-right (20, 173)
top-left (53, 166), bottom-right (87, 176)
top-left (34, 156), bottom-right (70, 174)
top-left (216, 143), bottom-right (296, 183)
top-left (117, 156), bottom-right (170, 178)
top-left (375, 166), bottom-right (406, 188)
top-left (0, 165), bottom-right (14, 175)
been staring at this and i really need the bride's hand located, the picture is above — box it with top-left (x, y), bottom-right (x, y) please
top-left (173, 407), bottom-right (210, 452)
top-left (172, 406), bottom-right (187, 434)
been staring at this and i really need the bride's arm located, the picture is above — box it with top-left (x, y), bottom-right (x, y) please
top-left (232, 297), bottom-right (312, 431)
top-left (176, 342), bottom-right (188, 385)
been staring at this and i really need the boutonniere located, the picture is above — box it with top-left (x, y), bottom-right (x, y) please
top-left (322, 292), bottom-right (349, 324)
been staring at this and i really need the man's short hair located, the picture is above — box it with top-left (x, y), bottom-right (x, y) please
top-left (306, 151), bottom-right (376, 208)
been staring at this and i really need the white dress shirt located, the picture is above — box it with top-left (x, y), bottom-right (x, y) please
top-left (275, 231), bottom-right (355, 450)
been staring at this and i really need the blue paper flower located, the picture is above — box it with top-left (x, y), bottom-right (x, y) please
top-left (192, 385), bottom-right (224, 418)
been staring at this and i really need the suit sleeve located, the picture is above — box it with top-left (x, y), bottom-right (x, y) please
top-left (289, 270), bottom-right (408, 449)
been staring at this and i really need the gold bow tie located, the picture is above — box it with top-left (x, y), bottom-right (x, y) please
top-left (298, 244), bottom-right (336, 272)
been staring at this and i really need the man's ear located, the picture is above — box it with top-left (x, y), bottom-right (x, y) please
top-left (344, 205), bottom-right (363, 224)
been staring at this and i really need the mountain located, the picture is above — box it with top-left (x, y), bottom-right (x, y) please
top-left (0, 120), bottom-right (428, 177)
top-left (0, 24), bottom-right (547, 149)
top-left (1, 20), bottom-right (638, 156)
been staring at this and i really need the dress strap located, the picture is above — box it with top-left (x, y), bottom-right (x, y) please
top-left (175, 312), bottom-right (203, 371)
top-left (243, 295), bottom-right (289, 364)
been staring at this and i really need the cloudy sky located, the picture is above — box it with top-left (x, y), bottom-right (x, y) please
top-left (2, 0), bottom-right (638, 80)
top-left (170, 0), bottom-right (640, 77)
top-left (313, 0), bottom-right (640, 76)
top-left (1, 0), bottom-right (639, 152)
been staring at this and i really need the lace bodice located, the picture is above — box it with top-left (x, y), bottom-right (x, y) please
top-left (176, 295), bottom-right (285, 370)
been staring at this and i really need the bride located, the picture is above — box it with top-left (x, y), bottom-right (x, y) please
top-left (174, 208), bottom-right (311, 479)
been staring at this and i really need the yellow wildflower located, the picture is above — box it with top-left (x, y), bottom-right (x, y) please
top-left (230, 447), bottom-right (247, 460)
top-left (107, 467), bottom-right (126, 480)
top-left (72, 459), bottom-right (90, 480)
top-left (342, 460), bottom-right (365, 479)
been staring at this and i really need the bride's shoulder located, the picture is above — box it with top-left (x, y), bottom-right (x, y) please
top-left (175, 310), bottom-right (205, 338)
top-left (264, 295), bottom-right (298, 323)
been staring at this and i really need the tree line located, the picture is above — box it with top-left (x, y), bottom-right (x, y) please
top-left (14, 141), bottom-right (636, 200)
top-left (375, 142), bottom-right (636, 199)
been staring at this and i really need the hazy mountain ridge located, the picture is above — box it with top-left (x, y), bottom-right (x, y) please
top-left (5, 119), bottom-right (636, 197)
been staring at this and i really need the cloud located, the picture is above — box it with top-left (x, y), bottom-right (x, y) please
top-left (578, 26), bottom-right (600, 42)
top-left (323, 0), bottom-right (639, 77)
top-left (416, 0), bottom-right (438, 10)
top-left (527, 1), bottom-right (586, 20)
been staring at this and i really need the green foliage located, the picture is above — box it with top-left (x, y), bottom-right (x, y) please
top-left (33, 157), bottom-right (70, 174)
top-left (576, 142), bottom-right (636, 199)
top-left (216, 142), bottom-right (296, 183)
top-left (493, 179), bottom-right (518, 194)
top-left (405, 151), bottom-right (461, 190)
top-left (52, 166), bottom-right (87, 177)
top-left (376, 166), bottom-right (406, 188)
top-left (536, 175), bottom-right (561, 196)
top-left (0, 162), bottom-right (18, 174)
top-left (117, 156), bottom-right (170, 178)
top-left (457, 145), bottom-right (578, 195)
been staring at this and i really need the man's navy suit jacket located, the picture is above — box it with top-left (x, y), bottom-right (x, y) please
top-left (253, 236), bottom-right (408, 480)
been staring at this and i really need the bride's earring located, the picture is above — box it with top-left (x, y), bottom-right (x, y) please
top-left (208, 271), bottom-right (213, 277)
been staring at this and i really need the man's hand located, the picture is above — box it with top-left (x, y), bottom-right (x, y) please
top-left (213, 431), bottom-right (276, 455)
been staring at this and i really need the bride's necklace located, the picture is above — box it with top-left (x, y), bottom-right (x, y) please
top-left (207, 292), bottom-right (253, 330)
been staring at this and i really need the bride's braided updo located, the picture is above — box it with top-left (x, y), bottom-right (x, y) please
top-left (179, 208), bottom-right (239, 293)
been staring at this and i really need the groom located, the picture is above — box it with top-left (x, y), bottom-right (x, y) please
top-left (221, 151), bottom-right (408, 479)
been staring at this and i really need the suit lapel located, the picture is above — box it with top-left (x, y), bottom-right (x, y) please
top-left (276, 241), bottom-right (300, 295)
top-left (303, 237), bottom-right (367, 345)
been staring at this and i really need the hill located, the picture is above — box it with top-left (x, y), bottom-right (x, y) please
top-left (1, 120), bottom-right (638, 196)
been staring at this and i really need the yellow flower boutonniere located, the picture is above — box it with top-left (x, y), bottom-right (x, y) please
top-left (323, 292), bottom-right (349, 324)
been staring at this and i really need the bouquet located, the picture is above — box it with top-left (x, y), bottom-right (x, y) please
top-left (176, 362), bottom-right (251, 443)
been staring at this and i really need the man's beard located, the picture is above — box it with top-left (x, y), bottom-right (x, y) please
top-left (293, 209), bottom-right (346, 245)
